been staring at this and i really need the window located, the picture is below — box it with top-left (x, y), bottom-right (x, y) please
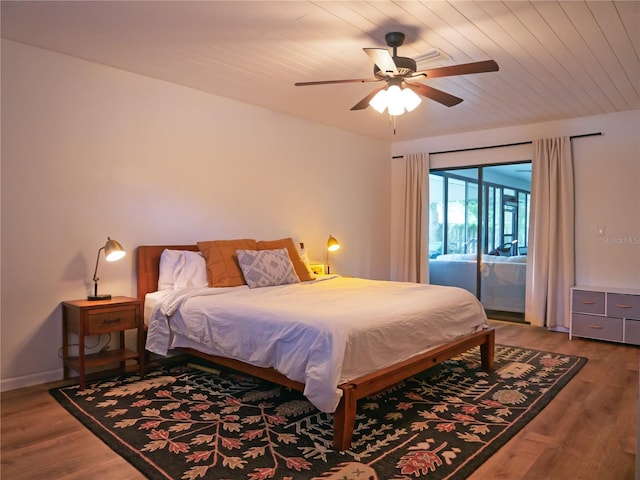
top-left (430, 165), bottom-right (530, 257)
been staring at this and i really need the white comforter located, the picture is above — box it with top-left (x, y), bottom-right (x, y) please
top-left (145, 276), bottom-right (488, 413)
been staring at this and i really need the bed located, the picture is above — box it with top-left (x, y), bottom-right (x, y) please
top-left (137, 244), bottom-right (495, 451)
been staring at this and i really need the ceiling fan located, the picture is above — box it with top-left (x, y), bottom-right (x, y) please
top-left (295, 32), bottom-right (499, 115)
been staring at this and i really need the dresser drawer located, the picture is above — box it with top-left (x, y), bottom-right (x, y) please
top-left (86, 307), bottom-right (137, 334)
top-left (608, 293), bottom-right (640, 320)
top-left (624, 319), bottom-right (640, 345)
top-left (572, 290), bottom-right (605, 315)
top-left (571, 313), bottom-right (623, 342)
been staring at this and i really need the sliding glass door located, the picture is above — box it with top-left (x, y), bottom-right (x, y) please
top-left (429, 163), bottom-right (531, 318)
top-left (429, 168), bottom-right (479, 293)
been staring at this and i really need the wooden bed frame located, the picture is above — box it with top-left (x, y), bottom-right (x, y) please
top-left (137, 244), bottom-right (495, 451)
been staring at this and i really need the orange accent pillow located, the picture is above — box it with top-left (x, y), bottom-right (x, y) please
top-left (256, 238), bottom-right (314, 282)
top-left (197, 239), bottom-right (258, 287)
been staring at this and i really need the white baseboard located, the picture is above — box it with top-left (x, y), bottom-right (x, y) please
top-left (1, 368), bottom-right (63, 392)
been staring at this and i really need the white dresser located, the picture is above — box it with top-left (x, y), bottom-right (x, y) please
top-left (570, 286), bottom-right (640, 345)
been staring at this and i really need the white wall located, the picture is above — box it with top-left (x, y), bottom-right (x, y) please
top-left (0, 40), bottom-right (391, 390)
top-left (391, 110), bottom-right (640, 291)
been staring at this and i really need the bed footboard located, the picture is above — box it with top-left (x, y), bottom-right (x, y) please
top-left (332, 327), bottom-right (494, 451)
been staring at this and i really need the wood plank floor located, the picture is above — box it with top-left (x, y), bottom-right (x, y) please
top-left (1, 320), bottom-right (637, 479)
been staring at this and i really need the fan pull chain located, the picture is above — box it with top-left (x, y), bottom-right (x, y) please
top-left (388, 113), bottom-right (397, 135)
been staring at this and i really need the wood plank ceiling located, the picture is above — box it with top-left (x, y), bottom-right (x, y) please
top-left (1, 1), bottom-right (638, 141)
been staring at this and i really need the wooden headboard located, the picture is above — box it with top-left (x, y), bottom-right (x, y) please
top-left (136, 245), bottom-right (199, 300)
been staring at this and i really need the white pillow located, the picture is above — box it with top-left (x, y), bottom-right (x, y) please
top-left (158, 249), bottom-right (183, 290)
top-left (236, 248), bottom-right (300, 288)
top-left (158, 249), bottom-right (208, 291)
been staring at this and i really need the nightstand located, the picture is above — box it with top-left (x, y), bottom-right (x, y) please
top-left (62, 296), bottom-right (144, 389)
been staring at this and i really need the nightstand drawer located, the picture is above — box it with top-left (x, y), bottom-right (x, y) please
top-left (86, 308), bottom-right (137, 334)
top-left (571, 313), bottom-right (622, 342)
top-left (572, 290), bottom-right (605, 315)
top-left (608, 293), bottom-right (640, 320)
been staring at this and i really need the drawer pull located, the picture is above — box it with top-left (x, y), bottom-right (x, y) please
top-left (102, 318), bottom-right (122, 324)
top-left (580, 301), bottom-right (596, 305)
top-left (615, 304), bottom-right (631, 309)
top-left (589, 325), bottom-right (604, 329)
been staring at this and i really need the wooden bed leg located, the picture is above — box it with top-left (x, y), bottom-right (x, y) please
top-left (481, 328), bottom-right (495, 370)
top-left (333, 384), bottom-right (356, 451)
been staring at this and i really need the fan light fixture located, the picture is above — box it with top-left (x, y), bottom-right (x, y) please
top-left (369, 81), bottom-right (422, 116)
top-left (88, 236), bottom-right (126, 301)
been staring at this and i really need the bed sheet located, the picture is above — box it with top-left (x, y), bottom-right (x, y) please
top-left (145, 276), bottom-right (488, 413)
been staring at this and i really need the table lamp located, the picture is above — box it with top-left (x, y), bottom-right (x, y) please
top-left (88, 236), bottom-right (126, 301)
top-left (326, 235), bottom-right (341, 274)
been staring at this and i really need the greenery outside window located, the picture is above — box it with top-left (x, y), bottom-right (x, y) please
top-left (429, 166), bottom-right (530, 258)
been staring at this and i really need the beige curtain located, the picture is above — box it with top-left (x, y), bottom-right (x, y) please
top-left (525, 137), bottom-right (574, 329)
top-left (397, 153), bottom-right (429, 283)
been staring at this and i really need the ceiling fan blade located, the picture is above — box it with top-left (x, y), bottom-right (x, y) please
top-left (350, 85), bottom-right (387, 110)
top-left (295, 77), bottom-right (381, 86)
top-left (363, 48), bottom-right (398, 76)
top-left (412, 59), bottom-right (499, 79)
top-left (404, 82), bottom-right (463, 107)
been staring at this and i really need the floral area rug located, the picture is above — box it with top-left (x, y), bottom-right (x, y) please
top-left (50, 345), bottom-right (586, 480)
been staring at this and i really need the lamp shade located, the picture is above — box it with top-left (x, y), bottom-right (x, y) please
top-left (104, 238), bottom-right (126, 262)
top-left (327, 235), bottom-right (341, 252)
top-left (386, 84), bottom-right (405, 116)
top-left (402, 87), bottom-right (422, 112)
top-left (88, 236), bottom-right (126, 301)
top-left (369, 89), bottom-right (388, 113)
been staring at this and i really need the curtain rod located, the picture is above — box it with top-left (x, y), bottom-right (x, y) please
top-left (391, 131), bottom-right (602, 159)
